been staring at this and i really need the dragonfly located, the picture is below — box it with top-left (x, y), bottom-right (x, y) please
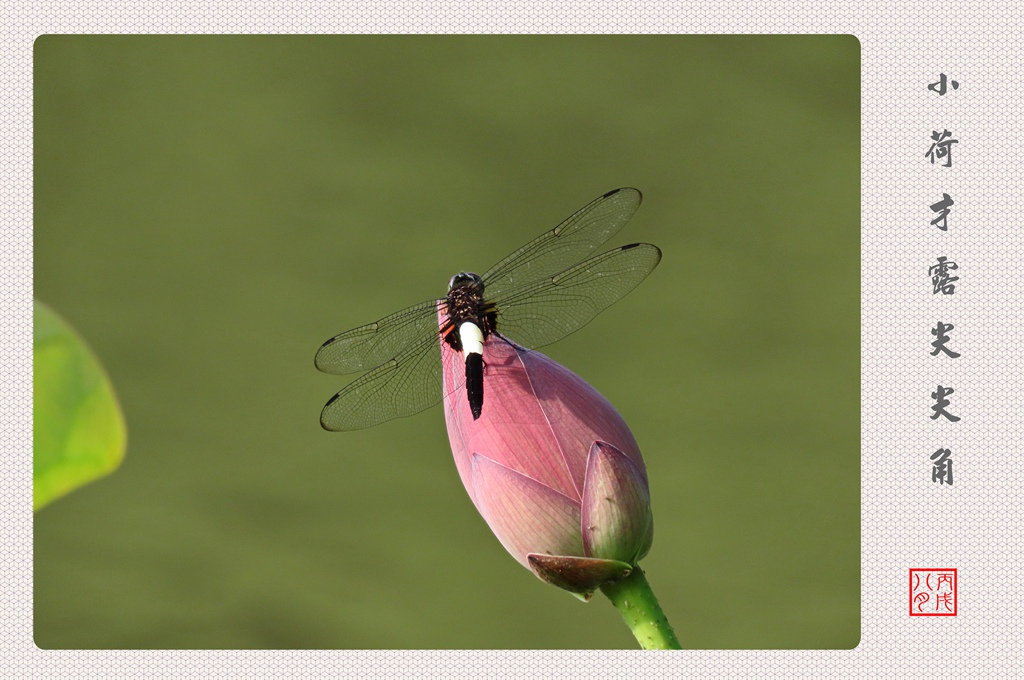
top-left (315, 187), bottom-right (662, 431)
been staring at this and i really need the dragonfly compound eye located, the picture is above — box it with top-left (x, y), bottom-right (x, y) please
top-left (448, 272), bottom-right (483, 291)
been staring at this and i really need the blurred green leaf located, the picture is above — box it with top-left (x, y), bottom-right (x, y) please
top-left (34, 300), bottom-right (126, 511)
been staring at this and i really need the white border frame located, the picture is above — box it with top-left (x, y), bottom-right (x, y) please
top-left (6, 2), bottom-right (1022, 677)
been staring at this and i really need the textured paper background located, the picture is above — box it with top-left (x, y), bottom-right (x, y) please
top-left (6, 1), bottom-right (1024, 677)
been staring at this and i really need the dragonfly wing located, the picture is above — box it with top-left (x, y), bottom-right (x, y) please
top-left (481, 188), bottom-right (643, 299)
top-left (320, 334), bottom-right (444, 431)
top-left (491, 242), bottom-right (662, 350)
top-left (315, 299), bottom-right (441, 375)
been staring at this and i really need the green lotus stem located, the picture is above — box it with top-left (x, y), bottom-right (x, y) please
top-left (600, 566), bottom-right (681, 650)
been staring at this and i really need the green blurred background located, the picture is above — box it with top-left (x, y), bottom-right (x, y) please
top-left (33, 35), bottom-right (860, 649)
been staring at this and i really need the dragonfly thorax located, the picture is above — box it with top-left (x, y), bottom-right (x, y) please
top-left (444, 272), bottom-right (496, 351)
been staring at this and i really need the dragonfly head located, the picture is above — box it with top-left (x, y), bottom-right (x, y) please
top-left (448, 271), bottom-right (484, 293)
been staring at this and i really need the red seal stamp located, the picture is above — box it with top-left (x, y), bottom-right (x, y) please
top-left (909, 568), bottom-right (957, 616)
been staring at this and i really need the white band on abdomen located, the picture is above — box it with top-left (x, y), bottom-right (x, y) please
top-left (458, 322), bottom-right (484, 356)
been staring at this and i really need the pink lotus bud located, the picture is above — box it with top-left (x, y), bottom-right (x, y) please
top-left (440, 312), bottom-right (654, 598)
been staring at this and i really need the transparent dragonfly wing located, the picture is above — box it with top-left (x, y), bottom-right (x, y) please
top-left (481, 187), bottom-right (643, 299)
top-left (319, 333), bottom-right (444, 431)
top-left (490, 242), bottom-right (662, 350)
top-left (314, 299), bottom-right (441, 375)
